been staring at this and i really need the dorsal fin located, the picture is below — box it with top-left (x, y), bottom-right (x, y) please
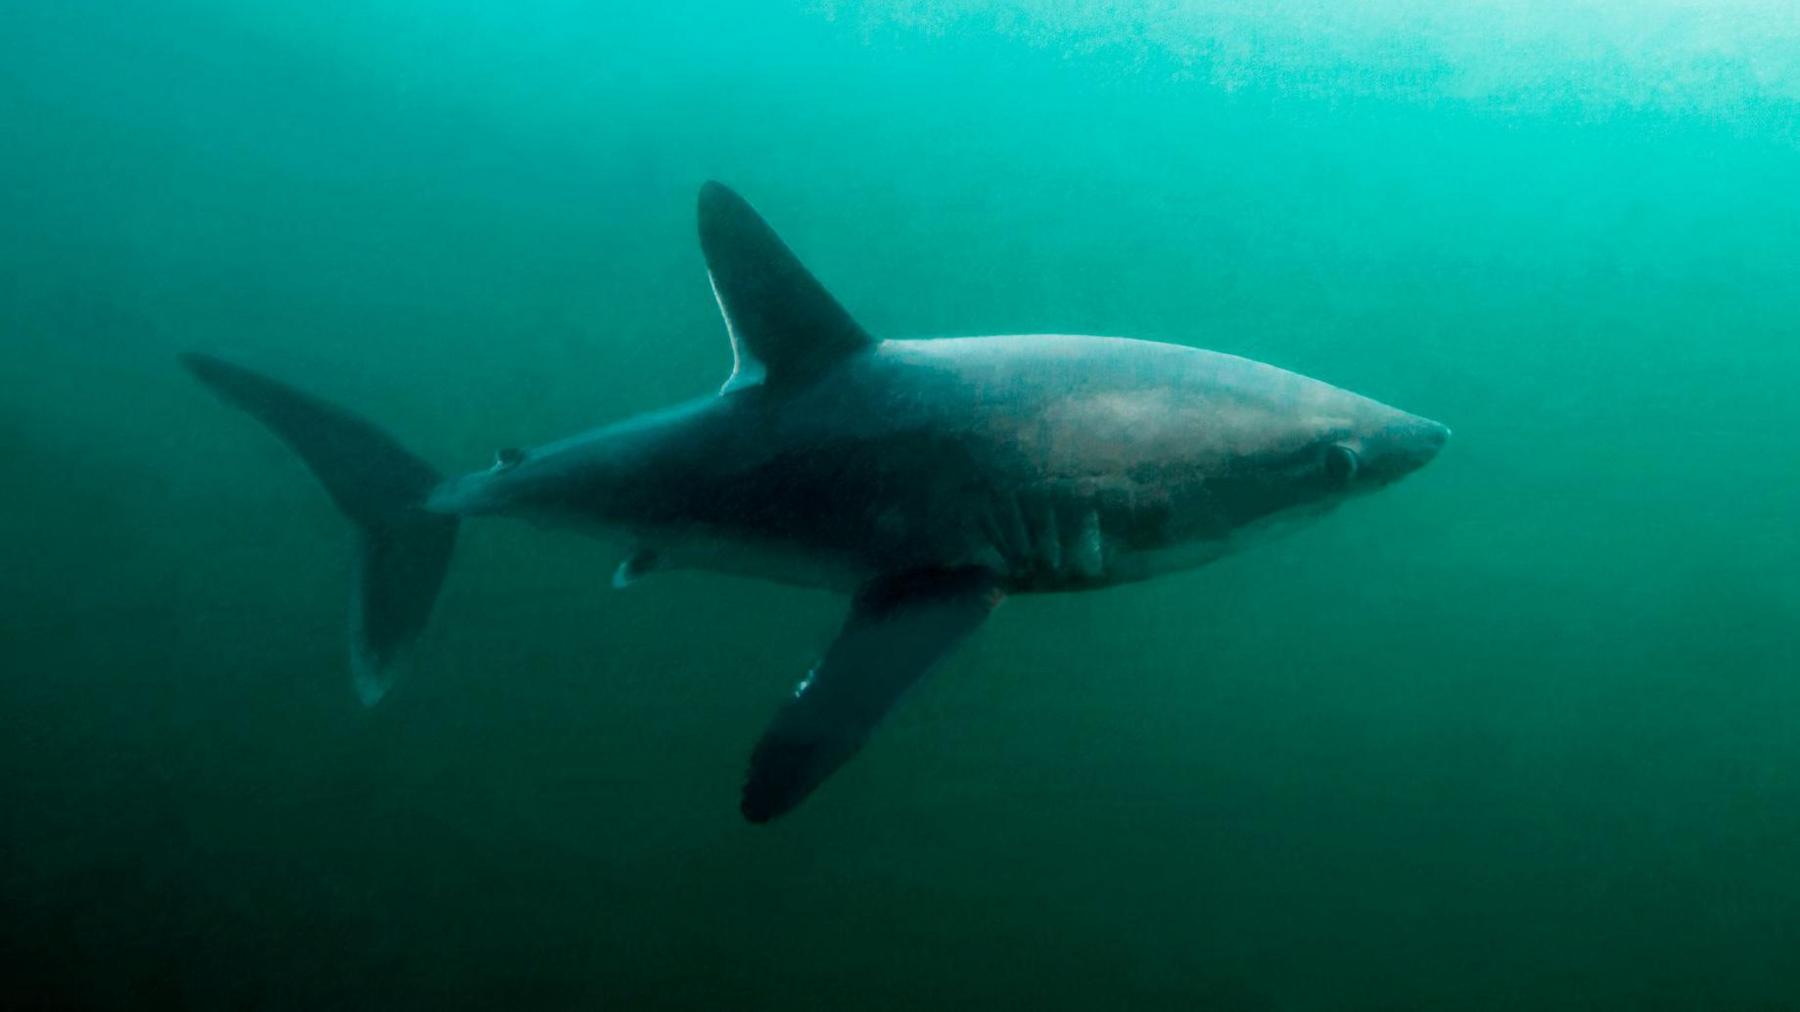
top-left (698, 181), bottom-right (875, 393)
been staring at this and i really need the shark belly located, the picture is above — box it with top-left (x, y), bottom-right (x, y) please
top-left (633, 444), bottom-right (1220, 595)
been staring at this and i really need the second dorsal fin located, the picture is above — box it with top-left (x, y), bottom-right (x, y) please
top-left (698, 181), bottom-right (875, 393)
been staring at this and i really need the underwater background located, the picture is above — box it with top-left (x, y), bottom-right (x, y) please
top-left (4, 1), bottom-right (1799, 1008)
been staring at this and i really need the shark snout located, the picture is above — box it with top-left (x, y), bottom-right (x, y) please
top-left (1410, 417), bottom-right (1451, 460)
top-left (1360, 414), bottom-right (1450, 485)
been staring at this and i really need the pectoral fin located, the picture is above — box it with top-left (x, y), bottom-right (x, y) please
top-left (741, 568), bottom-right (1003, 823)
top-left (611, 547), bottom-right (659, 589)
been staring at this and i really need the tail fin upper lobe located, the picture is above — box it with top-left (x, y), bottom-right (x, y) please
top-left (180, 353), bottom-right (457, 704)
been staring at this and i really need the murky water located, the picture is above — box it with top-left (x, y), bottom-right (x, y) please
top-left (4, 2), bottom-right (1798, 1008)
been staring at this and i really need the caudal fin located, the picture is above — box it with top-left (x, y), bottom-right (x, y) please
top-left (180, 352), bottom-right (458, 705)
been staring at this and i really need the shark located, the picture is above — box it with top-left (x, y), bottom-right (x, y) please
top-left (181, 181), bottom-right (1450, 823)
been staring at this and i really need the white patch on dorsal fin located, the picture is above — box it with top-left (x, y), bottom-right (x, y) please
top-left (698, 181), bottom-right (876, 394)
top-left (711, 272), bottom-right (767, 394)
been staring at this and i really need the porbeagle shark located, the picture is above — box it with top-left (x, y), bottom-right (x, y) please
top-left (182, 182), bottom-right (1449, 823)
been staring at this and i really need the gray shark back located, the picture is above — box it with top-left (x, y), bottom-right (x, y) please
top-left (445, 330), bottom-right (1441, 593)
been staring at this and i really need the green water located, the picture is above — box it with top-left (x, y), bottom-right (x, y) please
top-left (4, 2), bottom-right (1799, 1008)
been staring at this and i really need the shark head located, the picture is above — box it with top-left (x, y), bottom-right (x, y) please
top-left (1132, 351), bottom-right (1451, 553)
top-left (1254, 400), bottom-right (1448, 531)
top-left (1335, 407), bottom-right (1452, 491)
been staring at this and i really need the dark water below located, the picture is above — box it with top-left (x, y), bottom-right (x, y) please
top-left (4, 2), bottom-right (1799, 1008)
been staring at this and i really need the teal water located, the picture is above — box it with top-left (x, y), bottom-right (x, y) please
top-left (4, 2), bottom-right (1799, 1008)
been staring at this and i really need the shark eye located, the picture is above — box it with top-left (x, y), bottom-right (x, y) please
top-left (1324, 444), bottom-right (1359, 487)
